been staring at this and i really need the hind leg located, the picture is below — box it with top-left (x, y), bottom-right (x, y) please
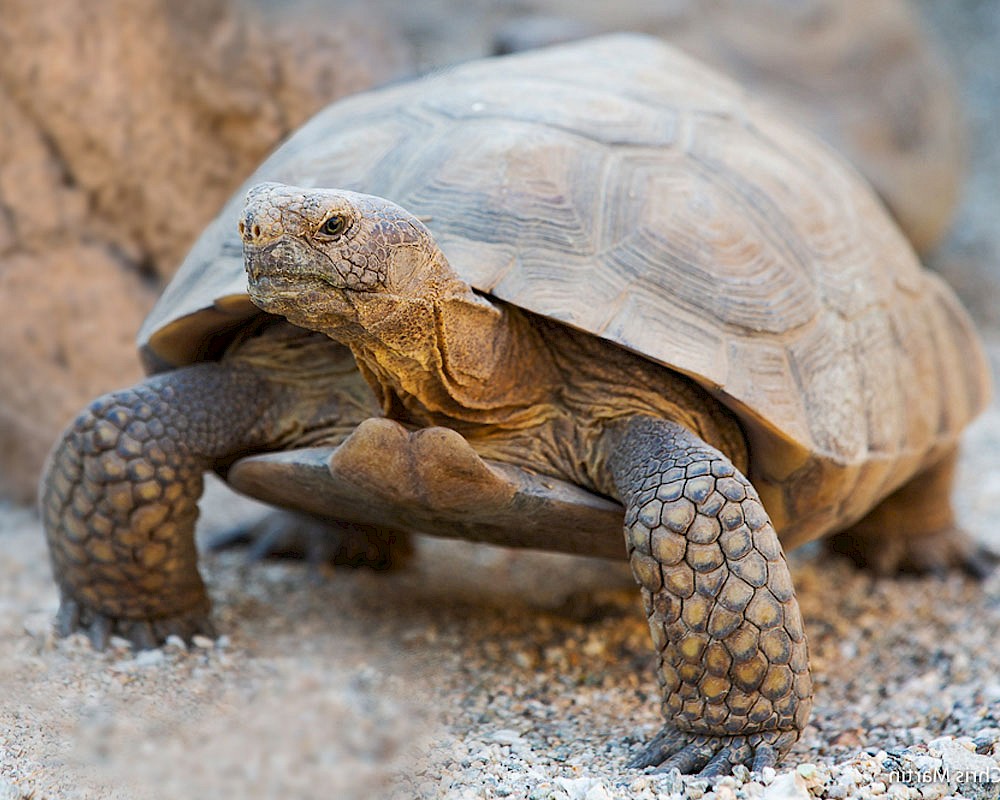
top-left (209, 511), bottom-right (412, 570)
top-left (827, 449), bottom-right (994, 577)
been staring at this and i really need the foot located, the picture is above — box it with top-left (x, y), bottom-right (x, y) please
top-left (55, 594), bottom-right (216, 650)
top-left (828, 523), bottom-right (997, 579)
top-left (208, 510), bottom-right (411, 570)
top-left (827, 450), bottom-right (996, 579)
top-left (629, 726), bottom-right (794, 777)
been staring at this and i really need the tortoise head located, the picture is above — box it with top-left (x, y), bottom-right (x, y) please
top-left (239, 182), bottom-right (462, 341)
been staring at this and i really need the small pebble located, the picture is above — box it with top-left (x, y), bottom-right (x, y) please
top-left (135, 648), bottom-right (165, 668)
top-left (0, 775), bottom-right (25, 800)
top-left (716, 784), bottom-right (737, 800)
top-left (584, 783), bottom-right (611, 800)
top-left (763, 771), bottom-right (809, 800)
top-left (488, 729), bottom-right (523, 746)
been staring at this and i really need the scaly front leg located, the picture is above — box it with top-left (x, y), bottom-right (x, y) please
top-left (40, 362), bottom-right (294, 649)
top-left (601, 416), bottom-right (812, 775)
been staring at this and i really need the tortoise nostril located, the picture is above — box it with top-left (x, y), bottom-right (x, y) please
top-left (253, 224), bottom-right (261, 239)
top-left (238, 221), bottom-right (246, 237)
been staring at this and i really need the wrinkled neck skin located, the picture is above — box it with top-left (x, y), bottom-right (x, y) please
top-left (306, 252), bottom-right (558, 431)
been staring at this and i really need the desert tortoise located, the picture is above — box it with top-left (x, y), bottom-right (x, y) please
top-left (41, 36), bottom-right (990, 774)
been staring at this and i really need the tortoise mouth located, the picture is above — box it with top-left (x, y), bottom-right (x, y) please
top-left (244, 242), bottom-right (339, 291)
top-left (244, 242), bottom-right (359, 325)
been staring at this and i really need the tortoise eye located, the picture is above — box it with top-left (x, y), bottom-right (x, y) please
top-left (319, 215), bottom-right (348, 238)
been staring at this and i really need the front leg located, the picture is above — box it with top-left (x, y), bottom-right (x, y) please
top-left (40, 363), bottom-right (286, 648)
top-left (601, 416), bottom-right (812, 775)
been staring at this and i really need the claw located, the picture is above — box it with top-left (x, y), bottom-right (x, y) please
top-left (87, 614), bottom-right (112, 650)
top-left (699, 747), bottom-right (734, 777)
top-left (628, 728), bottom-right (687, 769)
top-left (655, 741), bottom-right (716, 775)
top-left (153, 616), bottom-right (192, 643)
top-left (125, 621), bottom-right (158, 650)
top-left (750, 743), bottom-right (777, 773)
top-left (206, 526), bottom-right (253, 552)
top-left (194, 616), bottom-right (218, 640)
top-left (961, 546), bottom-right (999, 581)
top-left (55, 596), bottom-right (81, 637)
top-left (631, 727), bottom-right (795, 776)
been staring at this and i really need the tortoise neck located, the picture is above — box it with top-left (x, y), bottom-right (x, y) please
top-left (349, 281), bottom-right (556, 428)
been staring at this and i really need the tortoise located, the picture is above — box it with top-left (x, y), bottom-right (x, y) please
top-left (41, 35), bottom-right (990, 774)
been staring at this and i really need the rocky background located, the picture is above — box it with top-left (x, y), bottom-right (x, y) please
top-left (1, 1), bottom-right (999, 799)
top-left (0, 0), bottom-right (407, 502)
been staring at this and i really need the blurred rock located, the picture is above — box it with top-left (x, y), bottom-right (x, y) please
top-left (912, 0), bottom-right (1000, 327)
top-left (0, 0), bottom-right (408, 278)
top-left (0, 0), bottom-right (409, 503)
top-left (0, 248), bottom-right (153, 504)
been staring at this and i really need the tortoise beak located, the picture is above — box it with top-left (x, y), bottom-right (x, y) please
top-left (243, 241), bottom-right (302, 287)
top-left (244, 245), bottom-right (264, 285)
top-left (243, 237), bottom-right (343, 292)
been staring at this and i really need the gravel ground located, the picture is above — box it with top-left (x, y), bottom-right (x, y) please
top-left (3, 3), bottom-right (1000, 799)
top-left (2, 375), bottom-right (1000, 800)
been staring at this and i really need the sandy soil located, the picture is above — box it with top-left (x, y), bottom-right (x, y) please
top-left (3, 383), bottom-right (1000, 800)
top-left (3, 2), bottom-right (1000, 799)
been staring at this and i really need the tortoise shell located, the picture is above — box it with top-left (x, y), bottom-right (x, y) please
top-left (140, 35), bottom-right (989, 545)
top-left (492, 0), bottom-right (965, 254)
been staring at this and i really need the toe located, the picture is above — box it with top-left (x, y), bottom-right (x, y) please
top-left (653, 740), bottom-right (718, 774)
top-left (55, 596), bottom-right (81, 637)
top-left (698, 747), bottom-right (736, 777)
top-left (631, 728), bottom-right (796, 776)
top-left (125, 620), bottom-right (158, 650)
top-left (750, 743), bottom-right (777, 773)
top-left (86, 614), bottom-right (113, 650)
top-left (627, 728), bottom-right (687, 769)
top-left (961, 546), bottom-right (999, 581)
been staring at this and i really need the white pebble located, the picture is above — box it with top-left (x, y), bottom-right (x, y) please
top-left (918, 784), bottom-right (947, 800)
top-left (584, 783), bottom-right (611, 800)
top-left (135, 648), bottom-right (165, 667)
top-left (763, 771), bottom-right (809, 800)
top-left (744, 782), bottom-right (766, 799)
top-left (934, 736), bottom-right (998, 777)
top-left (716, 784), bottom-right (738, 800)
top-left (1, 775), bottom-right (24, 800)
top-left (489, 729), bottom-right (523, 746)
